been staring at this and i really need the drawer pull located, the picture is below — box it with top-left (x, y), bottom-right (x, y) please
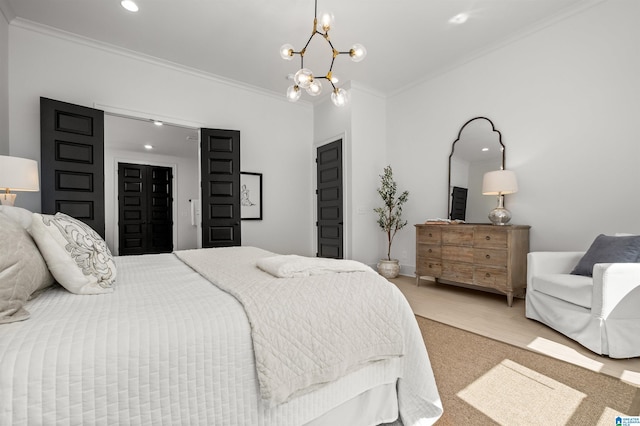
top-left (428, 249), bottom-right (432, 253)
top-left (485, 235), bottom-right (491, 240)
top-left (485, 254), bottom-right (491, 259)
top-left (428, 233), bottom-right (433, 237)
top-left (485, 273), bottom-right (491, 278)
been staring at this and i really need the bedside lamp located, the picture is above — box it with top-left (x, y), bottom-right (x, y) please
top-left (482, 170), bottom-right (518, 225)
top-left (0, 155), bottom-right (40, 206)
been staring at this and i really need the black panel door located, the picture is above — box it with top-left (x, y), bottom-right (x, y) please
top-left (40, 97), bottom-right (105, 237)
top-left (200, 128), bottom-right (241, 247)
top-left (316, 139), bottom-right (343, 258)
top-left (118, 163), bottom-right (173, 255)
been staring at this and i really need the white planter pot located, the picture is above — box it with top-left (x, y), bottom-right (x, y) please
top-left (377, 259), bottom-right (400, 279)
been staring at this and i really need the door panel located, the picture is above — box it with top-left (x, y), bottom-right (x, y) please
top-left (201, 129), bottom-right (241, 247)
top-left (316, 139), bottom-right (343, 258)
top-left (40, 97), bottom-right (105, 236)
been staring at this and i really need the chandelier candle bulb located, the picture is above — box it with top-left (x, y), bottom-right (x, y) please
top-left (320, 13), bottom-right (333, 31)
top-left (286, 85), bottom-right (302, 102)
top-left (280, 44), bottom-right (295, 60)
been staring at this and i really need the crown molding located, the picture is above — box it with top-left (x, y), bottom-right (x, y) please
top-left (10, 17), bottom-right (313, 109)
top-left (0, 0), bottom-right (15, 23)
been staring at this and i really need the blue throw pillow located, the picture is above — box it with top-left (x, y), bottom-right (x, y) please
top-left (571, 234), bottom-right (640, 277)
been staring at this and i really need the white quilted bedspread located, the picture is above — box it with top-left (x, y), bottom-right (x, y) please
top-left (0, 249), bottom-right (442, 425)
top-left (175, 247), bottom-right (405, 405)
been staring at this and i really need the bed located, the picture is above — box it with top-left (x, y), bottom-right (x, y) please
top-left (0, 207), bottom-right (443, 425)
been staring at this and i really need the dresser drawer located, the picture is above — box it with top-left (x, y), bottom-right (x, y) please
top-left (474, 228), bottom-right (508, 249)
top-left (418, 244), bottom-right (441, 259)
top-left (417, 259), bottom-right (442, 276)
top-left (442, 245), bottom-right (473, 263)
top-left (441, 262), bottom-right (473, 284)
top-left (474, 266), bottom-right (508, 290)
top-left (417, 226), bottom-right (442, 244)
top-left (442, 227), bottom-right (474, 246)
top-left (473, 248), bottom-right (507, 267)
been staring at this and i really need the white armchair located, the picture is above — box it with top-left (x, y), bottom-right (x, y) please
top-left (526, 251), bottom-right (640, 358)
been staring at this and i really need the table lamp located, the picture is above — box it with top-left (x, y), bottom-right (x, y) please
top-left (482, 170), bottom-right (518, 225)
top-left (0, 155), bottom-right (40, 206)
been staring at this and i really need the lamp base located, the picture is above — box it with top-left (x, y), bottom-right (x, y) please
top-left (0, 193), bottom-right (16, 206)
top-left (488, 207), bottom-right (512, 225)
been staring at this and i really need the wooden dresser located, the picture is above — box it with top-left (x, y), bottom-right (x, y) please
top-left (415, 224), bottom-right (530, 306)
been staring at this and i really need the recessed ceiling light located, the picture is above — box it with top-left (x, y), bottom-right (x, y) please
top-left (144, 144), bottom-right (153, 150)
top-left (121, 0), bottom-right (139, 13)
top-left (153, 120), bottom-right (163, 126)
top-left (482, 147), bottom-right (489, 152)
top-left (449, 13), bottom-right (468, 25)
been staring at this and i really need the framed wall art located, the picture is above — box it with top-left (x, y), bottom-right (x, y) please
top-left (240, 172), bottom-right (262, 220)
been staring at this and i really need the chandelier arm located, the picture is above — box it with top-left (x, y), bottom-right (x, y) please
top-left (328, 56), bottom-right (336, 73)
top-left (325, 38), bottom-right (336, 50)
top-left (300, 32), bottom-right (316, 55)
top-left (316, 76), bottom-right (337, 91)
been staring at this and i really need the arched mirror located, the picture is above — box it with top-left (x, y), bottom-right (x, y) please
top-left (448, 117), bottom-right (505, 223)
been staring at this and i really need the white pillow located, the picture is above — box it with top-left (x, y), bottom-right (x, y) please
top-left (0, 213), bottom-right (55, 323)
top-left (30, 212), bottom-right (116, 294)
top-left (0, 205), bottom-right (33, 229)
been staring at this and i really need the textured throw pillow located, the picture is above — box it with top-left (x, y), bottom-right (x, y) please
top-left (0, 212), bottom-right (55, 323)
top-left (571, 234), bottom-right (640, 277)
top-left (30, 212), bottom-right (116, 294)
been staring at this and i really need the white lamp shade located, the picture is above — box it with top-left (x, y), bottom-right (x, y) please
top-left (0, 155), bottom-right (40, 192)
top-left (482, 170), bottom-right (518, 195)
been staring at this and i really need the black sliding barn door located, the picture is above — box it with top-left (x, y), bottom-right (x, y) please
top-left (118, 163), bottom-right (173, 255)
top-left (200, 128), bottom-right (241, 247)
top-left (40, 97), bottom-right (105, 237)
top-left (316, 139), bottom-right (343, 258)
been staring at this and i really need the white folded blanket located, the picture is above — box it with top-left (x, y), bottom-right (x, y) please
top-left (257, 254), bottom-right (374, 278)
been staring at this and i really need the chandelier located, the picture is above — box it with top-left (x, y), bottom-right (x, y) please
top-left (280, 0), bottom-right (366, 107)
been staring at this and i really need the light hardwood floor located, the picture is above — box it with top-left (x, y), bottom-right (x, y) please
top-left (391, 275), bottom-right (640, 387)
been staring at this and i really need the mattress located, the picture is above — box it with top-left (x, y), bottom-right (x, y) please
top-left (0, 251), bottom-right (442, 425)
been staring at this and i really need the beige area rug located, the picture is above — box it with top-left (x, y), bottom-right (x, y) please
top-left (416, 316), bottom-right (640, 426)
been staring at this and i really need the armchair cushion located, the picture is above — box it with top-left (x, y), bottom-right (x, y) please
top-left (530, 273), bottom-right (593, 309)
top-left (571, 234), bottom-right (640, 277)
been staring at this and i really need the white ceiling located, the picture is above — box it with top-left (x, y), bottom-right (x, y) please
top-left (2, 0), bottom-right (602, 102)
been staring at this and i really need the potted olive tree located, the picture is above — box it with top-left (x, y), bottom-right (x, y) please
top-left (374, 165), bottom-right (409, 279)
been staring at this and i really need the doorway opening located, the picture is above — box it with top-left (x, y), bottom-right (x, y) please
top-left (102, 110), bottom-right (201, 255)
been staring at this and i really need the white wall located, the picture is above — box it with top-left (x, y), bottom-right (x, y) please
top-left (8, 21), bottom-right (314, 256)
top-left (387, 0), bottom-right (640, 275)
top-left (349, 84), bottom-right (388, 266)
top-left (0, 8), bottom-right (8, 155)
